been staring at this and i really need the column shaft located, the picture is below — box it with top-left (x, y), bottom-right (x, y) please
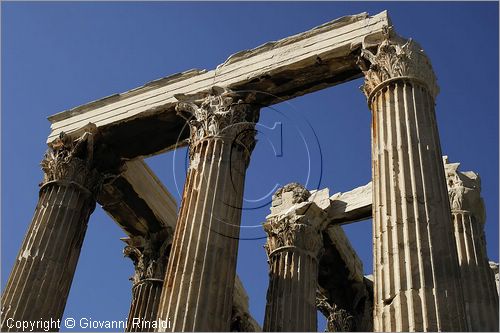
top-left (156, 88), bottom-right (257, 331)
top-left (444, 159), bottom-right (499, 331)
top-left (452, 212), bottom-right (499, 331)
top-left (124, 230), bottom-right (171, 332)
top-left (262, 184), bottom-right (325, 332)
top-left (264, 250), bottom-right (318, 332)
top-left (1, 131), bottom-right (99, 331)
top-left (361, 37), bottom-right (467, 331)
top-left (127, 279), bottom-right (164, 332)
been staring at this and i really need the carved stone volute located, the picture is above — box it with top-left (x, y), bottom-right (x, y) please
top-left (358, 30), bottom-right (439, 101)
top-left (41, 125), bottom-right (102, 195)
top-left (175, 86), bottom-right (260, 160)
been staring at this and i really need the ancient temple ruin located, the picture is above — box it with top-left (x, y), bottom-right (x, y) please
top-left (1, 11), bottom-right (498, 332)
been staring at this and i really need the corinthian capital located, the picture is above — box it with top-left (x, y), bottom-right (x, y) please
top-left (443, 156), bottom-right (485, 223)
top-left (316, 290), bottom-right (354, 332)
top-left (123, 229), bottom-right (172, 285)
top-left (358, 32), bottom-right (439, 100)
top-left (40, 125), bottom-right (102, 194)
top-left (264, 183), bottom-right (326, 258)
top-left (175, 86), bottom-right (259, 154)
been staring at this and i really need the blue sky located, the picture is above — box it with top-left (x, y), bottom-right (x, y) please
top-left (1, 2), bottom-right (498, 331)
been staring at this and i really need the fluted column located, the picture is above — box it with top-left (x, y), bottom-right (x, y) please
top-left (359, 34), bottom-right (467, 331)
top-left (443, 157), bottom-right (499, 331)
top-left (490, 262), bottom-right (500, 295)
top-left (156, 87), bottom-right (259, 331)
top-left (1, 130), bottom-right (101, 331)
top-left (262, 184), bottom-right (325, 332)
top-left (124, 229), bottom-right (172, 332)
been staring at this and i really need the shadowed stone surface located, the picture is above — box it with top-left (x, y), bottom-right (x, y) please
top-left (444, 157), bottom-right (499, 331)
top-left (156, 88), bottom-right (259, 331)
top-left (1, 130), bottom-right (101, 331)
top-left (360, 31), bottom-right (467, 331)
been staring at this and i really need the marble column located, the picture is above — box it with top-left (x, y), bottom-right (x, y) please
top-left (156, 87), bottom-right (259, 331)
top-left (124, 229), bottom-right (172, 332)
top-left (1, 130), bottom-right (101, 331)
top-left (262, 184), bottom-right (325, 332)
top-left (230, 276), bottom-right (261, 332)
top-left (443, 157), bottom-right (499, 331)
top-left (359, 34), bottom-right (467, 331)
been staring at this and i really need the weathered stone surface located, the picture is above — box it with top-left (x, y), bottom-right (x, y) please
top-left (317, 289), bottom-right (354, 332)
top-left (1, 130), bottom-right (101, 331)
top-left (46, 12), bottom-right (389, 160)
top-left (328, 182), bottom-right (372, 224)
top-left (362, 30), bottom-right (467, 331)
top-left (269, 182), bottom-right (312, 215)
top-left (264, 184), bottom-right (375, 332)
top-left (7, 9), bottom-right (493, 332)
top-left (444, 157), bottom-right (499, 331)
top-left (263, 184), bottom-right (326, 332)
top-left (122, 231), bottom-right (260, 333)
top-left (325, 226), bottom-right (364, 284)
top-left (358, 33), bottom-right (439, 100)
top-left (156, 88), bottom-right (259, 331)
top-left (317, 226), bottom-right (373, 332)
top-left (99, 159), bottom-right (178, 237)
top-left (124, 231), bottom-right (172, 287)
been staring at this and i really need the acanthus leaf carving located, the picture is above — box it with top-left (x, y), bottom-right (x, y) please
top-left (40, 126), bottom-right (102, 195)
top-left (359, 32), bottom-right (439, 101)
top-left (263, 207), bottom-right (324, 258)
top-left (175, 86), bottom-right (260, 160)
top-left (272, 182), bottom-right (311, 205)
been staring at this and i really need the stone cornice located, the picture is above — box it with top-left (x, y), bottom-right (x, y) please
top-left (263, 212), bottom-right (324, 258)
top-left (359, 30), bottom-right (439, 102)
